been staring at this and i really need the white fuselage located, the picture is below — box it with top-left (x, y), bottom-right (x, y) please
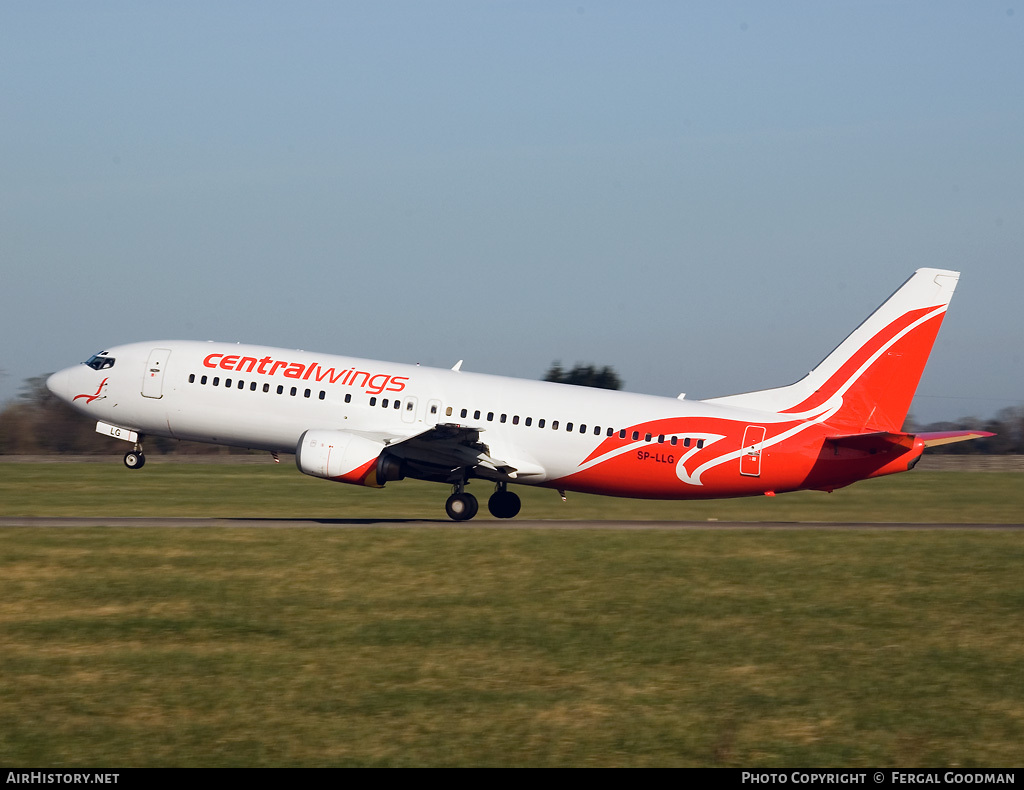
top-left (45, 269), bottom-right (969, 516)
top-left (49, 339), bottom-right (767, 487)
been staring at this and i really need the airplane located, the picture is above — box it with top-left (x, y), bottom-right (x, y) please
top-left (46, 268), bottom-right (992, 521)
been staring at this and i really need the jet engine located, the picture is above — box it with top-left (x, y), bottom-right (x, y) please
top-left (296, 430), bottom-right (404, 488)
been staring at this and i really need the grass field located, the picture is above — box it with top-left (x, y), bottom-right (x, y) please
top-left (1, 462), bottom-right (1023, 766)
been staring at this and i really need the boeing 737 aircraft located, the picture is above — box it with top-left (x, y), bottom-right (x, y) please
top-left (47, 269), bottom-right (990, 520)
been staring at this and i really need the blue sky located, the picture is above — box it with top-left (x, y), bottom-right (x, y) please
top-left (2, 1), bottom-right (1021, 424)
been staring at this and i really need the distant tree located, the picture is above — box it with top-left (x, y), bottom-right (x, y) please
top-left (0, 375), bottom-right (97, 454)
top-left (0, 401), bottom-right (34, 453)
top-left (911, 406), bottom-right (1023, 455)
top-left (543, 361), bottom-right (623, 390)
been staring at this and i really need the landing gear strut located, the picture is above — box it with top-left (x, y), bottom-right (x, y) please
top-left (488, 483), bottom-right (521, 519)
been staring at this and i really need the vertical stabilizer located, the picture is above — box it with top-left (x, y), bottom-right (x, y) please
top-left (703, 269), bottom-right (959, 432)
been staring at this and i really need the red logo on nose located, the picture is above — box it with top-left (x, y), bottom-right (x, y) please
top-left (74, 378), bottom-right (108, 404)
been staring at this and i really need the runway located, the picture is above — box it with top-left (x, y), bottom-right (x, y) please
top-left (2, 517), bottom-right (1022, 530)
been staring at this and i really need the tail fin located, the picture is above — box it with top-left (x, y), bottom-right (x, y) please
top-left (704, 269), bottom-right (959, 432)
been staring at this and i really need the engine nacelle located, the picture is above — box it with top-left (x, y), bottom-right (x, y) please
top-left (296, 430), bottom-right (392, 488)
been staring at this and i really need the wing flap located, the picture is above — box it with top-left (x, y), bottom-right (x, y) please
top-left (387, 423), bottom-right (546, 480)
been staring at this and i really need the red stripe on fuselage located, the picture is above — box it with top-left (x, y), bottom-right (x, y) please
top-left (562, 415), bottom-right (817, 499)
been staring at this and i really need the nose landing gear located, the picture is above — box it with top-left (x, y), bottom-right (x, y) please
top-left (123, 451), bottom-right (145, 469)
top-left (123, 440), bottom-right (146, 469)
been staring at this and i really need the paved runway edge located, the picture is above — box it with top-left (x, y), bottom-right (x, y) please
top-left (2, 517), bottom-right (1022, 530)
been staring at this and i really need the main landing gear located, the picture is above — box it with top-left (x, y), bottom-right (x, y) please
top-left (487, 482), bottom-right (521, 519)
top-left (445, 489), bottom-right (478, 521)
top-left (443, 482), bottom-right (521, 521)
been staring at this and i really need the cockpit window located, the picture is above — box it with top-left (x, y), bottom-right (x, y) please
top-left (85, 353), bottom-right (115, 371)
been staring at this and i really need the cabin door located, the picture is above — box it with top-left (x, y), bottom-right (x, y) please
top-left (142, 348), bottom-right (171, 399)
top-left (740, 425), bottom-right (766, 477)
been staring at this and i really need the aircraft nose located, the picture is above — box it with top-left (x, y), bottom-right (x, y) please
top-left (46, 368), bottom-right (73, 401)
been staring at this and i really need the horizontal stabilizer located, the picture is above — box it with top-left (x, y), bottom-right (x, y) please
top-left (918, 430), bottom-right (995, 448)
top-left (825, 431), bottom-right (917, 453)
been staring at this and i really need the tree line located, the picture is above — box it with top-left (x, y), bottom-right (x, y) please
top-left (0, 367), bottom-right (1019, 455)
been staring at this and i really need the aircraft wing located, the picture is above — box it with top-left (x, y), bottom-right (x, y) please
top-left (380, 423), bottom-right (546, 481)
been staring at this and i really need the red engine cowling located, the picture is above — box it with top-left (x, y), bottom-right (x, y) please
top-left (295, 430), bottom-right (396, 488)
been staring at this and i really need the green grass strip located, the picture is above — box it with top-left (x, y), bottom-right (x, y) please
top-left (1, 527), bottom-right (1022, 766)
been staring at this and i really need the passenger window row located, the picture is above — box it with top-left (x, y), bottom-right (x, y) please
top-left (442, 405), bottom-right (704, 448)
top-left (188, 372), bottom-right (703, 448)
top-left (188, 373), bottom-right (348, 403)
top-left (368, 397), bottom-right (413, 412)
